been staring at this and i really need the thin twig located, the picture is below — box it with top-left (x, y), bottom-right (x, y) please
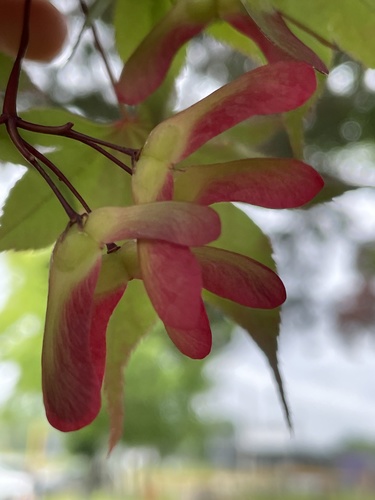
top-left (1, 0), bottom-right (80, 221)
top-left (24, 141), bottom-right (92, 213)
top-left (7, 121), bottom-right (79, 220)
top-left (2, 0), bottom-right (31, 115)
top-left (81, 140), bottom-right (133, 174)
top-left (18, 118), bottom-right (139, 161)
top-left (78, 0), bottom-right (129, 117)
top-left (17, 118), bottom-right (133, 173)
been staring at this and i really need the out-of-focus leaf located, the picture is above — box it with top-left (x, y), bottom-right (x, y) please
top-left (114, 0), bottom-right (172, 62)
top-left (0, 250), bottom-right (49, 392)
top-left (207, 19), bottom-right (264, 60)
top-left (104, 279), bottom-right (158, 451)
top-left (0, 251), bottom-right (49, 333)
top-left (0, 109), bottom-right (148, 251)
top-left (273, 0), bottom-right (375, 67)
top-left (204, 203), bottom-right (291, 428)
top-left (283, 72), bottom-right (328, 159)
top-left (0, 128), bottom-right (28, 166)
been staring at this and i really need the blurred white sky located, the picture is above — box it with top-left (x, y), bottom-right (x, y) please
top-left (197, 189), bottom-right (375, 454)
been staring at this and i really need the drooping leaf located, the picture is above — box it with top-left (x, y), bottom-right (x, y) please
top-left (204, 203), bottom-right (291, 428)
top-left (194, 246), bottom-right (286, 308)
top-left (205, 289), bottom-right (291, 429)
top-left (104, 279), bottom-right (158, 452)
top-left (174, 158), bottom-right (324, 207)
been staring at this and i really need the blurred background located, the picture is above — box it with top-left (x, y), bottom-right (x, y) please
top-left (0, 1), bottom-right (375, 499)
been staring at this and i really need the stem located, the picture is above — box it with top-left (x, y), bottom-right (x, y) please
top-left (24, 141), bottom-right (92, 213)
top-left (78, 0), bottom-right (129, 118)
top-left (17, 118), bottom-right (137, 173)
top-left (18, 120), bottom-right (75, 135)
top-left (0, 0), bottom-right (137, 226)
top-left (6, 121), bottom-right (79, 221)
top-left (18, 118), bottom-right (139, 160)
top-left (2, 0), bottom-right (31, 115)
top-left (78, 140), bottom-right (133, 174)
top-left (0, 0), bottom-right (80, 222)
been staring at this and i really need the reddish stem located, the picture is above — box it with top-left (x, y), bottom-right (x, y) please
top-left (7, 121), bottom-right (80, 221)
top-left (1, 0), bottom-right (82, 221)
top-left (18, 118), bottom-right (137, 173)
top-left (0, 0), bottom-right (138, 228)
top-left (2, 0), bottom-right (31, 116)
top-left (78, 0), bottom-right (129, 118)
top-left (24, 141), bottom-right (92, 213)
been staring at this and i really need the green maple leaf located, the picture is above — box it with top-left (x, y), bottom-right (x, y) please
top-left (204, 202), bottom-right (291, 428)
top-left (103, 279), bottom-right (158, 451)
top-left (273, 0), bottom-right (375, 67)
top-left (0, 109), bottom-right (149, 251)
